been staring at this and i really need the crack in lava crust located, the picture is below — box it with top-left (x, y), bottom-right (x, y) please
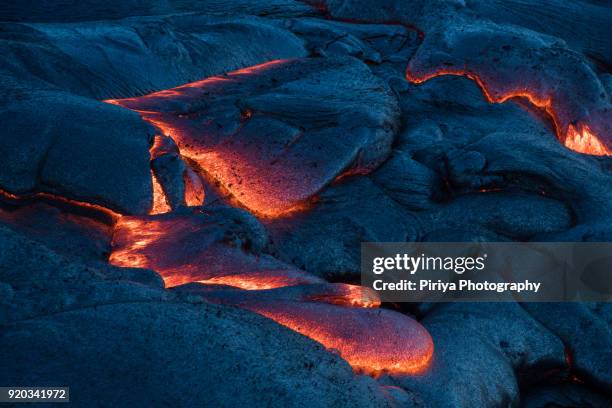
top-left (405, 69), bottom-right (611, 156)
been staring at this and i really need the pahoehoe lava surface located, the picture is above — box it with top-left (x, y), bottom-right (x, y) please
top-left (1, 1), bottom-right (611, 407)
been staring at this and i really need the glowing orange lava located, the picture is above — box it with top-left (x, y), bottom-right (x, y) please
top-left (183, 167), bottom-right (205, 207)
top-left (197, 270), bottom-right (324, 291)
top-left (565, 124), bottom-right (610, 156)
top-left (109, 214), bottom-right (323, 288)
top-left (150, 171), bottom-right (172, 215)
top-left (305, 283), bottom-right (381, 308)
top-left (406, 69), bottom-right (611, 156)
top-left (0, 187), bottom-right (121, 222)
top-left (104, 61), bottom-right (436, 378)
top-left (245, 301), bottom-right (434, 376)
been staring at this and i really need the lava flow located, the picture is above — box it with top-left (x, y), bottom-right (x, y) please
top-left (109, 212), bottom-right (434, 376)
top-left (109, 214), bottom-right (324, 289)
top-left (406, 69), bottom-right (611, 156)
top-left (196, 270), bottom-right (324, 291)
top-left (244, 301), bottom-right (434, 377)
top-left (103, 60), bottom-right (435, 378)
top-left (202, 282), bottom-right (432, 376)
top-left (105, 58), bottom-right (373, 219)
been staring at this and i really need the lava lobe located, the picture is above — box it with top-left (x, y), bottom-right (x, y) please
top-left (406, 22), bottom-right (612, 156)
top-left (106, 57), bottom-right (399, 218)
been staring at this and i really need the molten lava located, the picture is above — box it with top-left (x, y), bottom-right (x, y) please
top-left (406, 69), bottom-right (611, 156)
top-left (109, 214), bottom-right (323, 288)
top-left (244, 301), bottom-right (434, 377)
top-left (103, 60), bottom-right (436, 378)
top-left (564, 124), bottom-right (610, 156)
top-left (197, 270), bottom-right (324, 291)
top-left (150, 171), bottom-right (172, 215)
top-left (200, 282), bottom-right (431, 376)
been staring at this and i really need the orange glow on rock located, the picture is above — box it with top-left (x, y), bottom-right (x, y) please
top-left (109, 216), bottom-right (165, 269)
top-left (305, 284), bottom-right (381, 308)
top-left (197, 270), bottom-right (323, 291)
top-left (245, 301), bottom-right (434, 377)
top-left (564, 124), bottom-right (611, 156)
top-left (0, 187), bottom-right (121, 222)
top-left (150, 170), bottom-right (172, 215)
top-left (109, 214), bottom-right (322, 288)
top-left (108, 214), bottom-right (434, 377)
top-left (406, 69), bottom-right (611, 156)
top-left (149, 135), bottom-right (173, 215)
top-left (182, 167), bottom-right (205, 208)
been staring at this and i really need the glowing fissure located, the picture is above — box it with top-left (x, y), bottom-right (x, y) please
top-left (405, 69), bottom-right (611, 156)
top-left (0, 187), bottom-right (121, 222)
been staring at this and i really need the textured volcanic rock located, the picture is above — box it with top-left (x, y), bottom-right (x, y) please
top-left (390, 302), bottom-right (566, 407)
top-left (465, 0), bottom-right (612, 66)
top-left (0, 200), bottom-right (114, 263)
top-left (1, 0), bottom-right (313, 23)
top-left (450, 131), bottom-right (612, 238)
top-left (315, 0), bottom-right (462, 29)
top-left (0, 223), bottom-right (396, 407)
top-left (113, 57), bottom-right (399, 217)
top-left (283, 18), bottom-right (418, 64)
top-left (0, 224), bottom-right (164, 323)
top-left (370, 149), bottom-right (439, 212)
top-left (0, 302), bottom-right (394, 408)
top-left (521, 383), bottom-right (612, 408)
top-left (319, 0), bottom-right (612, 69)
top-left (0, 89), bottom-right (154, 214)
top-left (398, 75), bottom-right (554, 146)
top-left (0, 16), bottom-right (307, 99)
top-left (421, 193), bottom-right (572, 240)
top-left (523, 303), bottom-right (612, 391)
top-left (266, 177), bottom-right (419, 278)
